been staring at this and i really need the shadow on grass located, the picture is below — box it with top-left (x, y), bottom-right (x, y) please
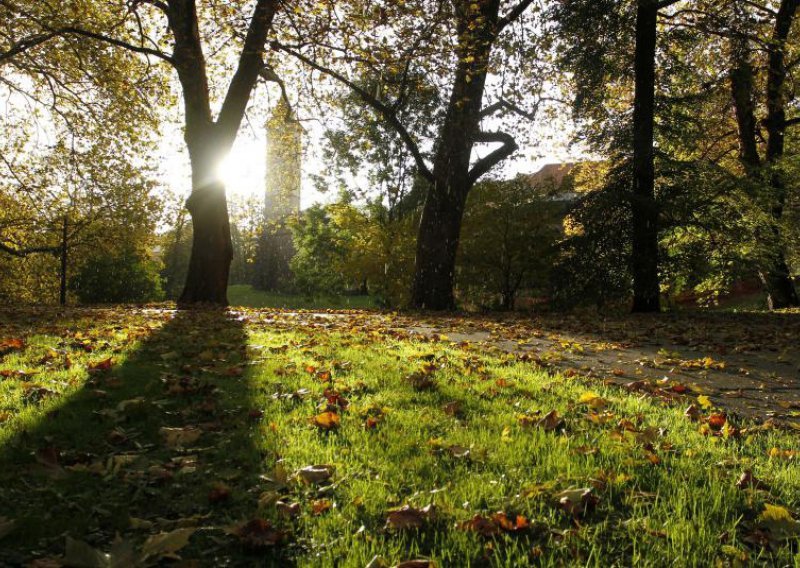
top-left (0, 309), bottom-right (289, 566)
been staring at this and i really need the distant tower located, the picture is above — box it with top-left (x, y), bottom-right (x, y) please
top-left (264, 99), bottom-right (302, 222)
top-left (253, 100), bottom-right (303, 291)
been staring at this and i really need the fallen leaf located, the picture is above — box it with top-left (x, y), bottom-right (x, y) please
top-left (312, 411), bottom-right (340, 430)
top-left (757, 504), bottom-right (800, 540)
top-left (386, 504), bottom-right (434, 530)
top-left (160, 427), bottom-right (202, 449)
top-left (312, 499), bottom-right (333, 515)
top-left (537, 410), bottom-right (564, 432)
top-left (578, 392), bottom-right (609, 409)
top-left (141, 528), bottom-right (195, 559)
top-left (554, 487), bottom-right (599, 517)
top-left (231, 519), bottom-right (284, 550)
top-left (296, 464), bottom-right (334, 484)
top-left (736, 470), bottom-right (769, 491)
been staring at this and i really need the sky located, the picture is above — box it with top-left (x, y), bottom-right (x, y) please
top-left (157, 113), bottom-right (581, 211)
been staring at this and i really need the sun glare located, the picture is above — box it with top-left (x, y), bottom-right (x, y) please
top-left (216, 139), bottom-right (266, 201)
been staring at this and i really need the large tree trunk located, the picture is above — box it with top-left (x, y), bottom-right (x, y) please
top-left (761, 0), bottom-right (799, 308)
top-left (630, 0), bottom-right (661, 313)
top-left (179, 178), bottom-right (233, 306)
top-left (410, 0), bottom-right (502, 310)
top-left (167, 0), bottom-right (277, 307)
top-left (411, 179), bottom-right (469, 309)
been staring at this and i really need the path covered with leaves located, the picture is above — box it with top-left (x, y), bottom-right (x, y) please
top-left (0, 307), bottom-right (798, 566)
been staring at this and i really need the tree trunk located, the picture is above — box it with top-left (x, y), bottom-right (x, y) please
top-left (761, 0), bottom-right (800, 308)
top-left (760, 257), bottom-right (799, 309)
top-left (729, 38), bottom-right (761, 172)
top-left (410, 0), bottom-right (502, 310)
top-left (630, 0), bottom-right (661, 313)
top-left (178, 153), bottom-right (233, 307)
top-left (411, 180), bottom-right (468, 310)
top-left (60, 215), bottom-right (68, 306)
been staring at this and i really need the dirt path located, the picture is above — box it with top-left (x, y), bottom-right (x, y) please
top-left (398, 312), bottom-right (800, 424)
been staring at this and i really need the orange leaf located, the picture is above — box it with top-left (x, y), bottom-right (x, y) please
top-left (312, 411), bottom-right (340, 430)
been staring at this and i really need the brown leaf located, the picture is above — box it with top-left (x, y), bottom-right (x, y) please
top-left (88, 357), bottom-right (113, 373)
top-left (276, 501), bottom-right (301, 518)
top-left (296, 464), bottom-right (334, 484)
top-left (386, 504), bottom-right (434, 530)
top-left (208, 482), bottom-right (231, 503)
top-left (708, 413), bottom-right (727, 431)
top-left (736, 470), bottom-right (770, 491)
top-left (160, 426), bottom-right (202, 449)
top-left (684, 405), bottom-right (701, 422)
top-left (442, 401), bottom-right (463, 417)
top-left (554, 487), bottom-right (599, 518)
top-left (312, 499), bottom-right (332, 516)
top-left (232, 519), bottom-right (284, 550)
top-left (35, 446), bottom-right (60, 469)
top-left (536, 410), bottom-right (564, 432)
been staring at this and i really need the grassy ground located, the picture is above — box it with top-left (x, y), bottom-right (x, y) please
top-left (227, 284), bottom-right (379, 310)
top-left (0, 307), bottom-right (798, 566)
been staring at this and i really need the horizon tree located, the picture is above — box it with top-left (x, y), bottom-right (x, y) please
top-left (277, 0), bottom-right (541, 310)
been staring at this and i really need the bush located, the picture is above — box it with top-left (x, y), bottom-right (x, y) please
top-left (71, 247), bottom-right (163, 304)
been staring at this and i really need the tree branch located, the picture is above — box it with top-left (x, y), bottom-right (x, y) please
top-left (61, 26), bottom-right (174, 64)
top-left (216, 0), bottom-right (279, 146)
top-left (0, 240), bottom-right (58, 257)
top-left (497, 0), bottom-right (536, 32)
top-left (273, 41), bottom-right (435, 183)
top-left (468, 131), bottom-right (518, 186)
top-left (0, 31), bottom-right (61, 65)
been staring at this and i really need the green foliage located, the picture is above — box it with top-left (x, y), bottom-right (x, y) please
top-left (290, 204), bottom-right (351, 297)
top-left (458, 177), bottom-right (564, 310)
top-left (551, 161), bottom-right (633, 309)
top-left (71, 246), bottom-right (163, 304)
top-left (289, 197), bottom-right (415, 306)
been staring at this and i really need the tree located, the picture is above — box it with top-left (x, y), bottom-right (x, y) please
top-left (278, 0), bottom-right (541, 309)
top-left (72, 245), bottom-right (163, 304)
top-left (674, 0), bottom-right (800, 307)
top-left (458, 176), bottom-right (563, 310)
top-left (6, 0), bottom-right (283, 306)
top-left (731, 0), bottom-right (800, 308)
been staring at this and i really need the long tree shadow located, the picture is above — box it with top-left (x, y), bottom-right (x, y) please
top-left (0, 309), bottom-right (287, 566)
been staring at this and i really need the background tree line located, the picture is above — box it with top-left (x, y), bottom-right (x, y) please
top-left (1, 0), bottom-right (799, 312)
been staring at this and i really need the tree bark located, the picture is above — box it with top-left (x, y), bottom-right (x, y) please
top-left (760, 0), bottom-right (800, 308)
top-left (630, 0), bottom-right (661, 313)
top-left (412, 180), bottom-right (469, 309)
top-left (410, 0), bottom-right (505, 310)
top-left (165, 0), bottom-right (277, 306)
top-left (60, 215), bottom-right (68, 306)
top-left (729, 37), bottom-right (761, 172)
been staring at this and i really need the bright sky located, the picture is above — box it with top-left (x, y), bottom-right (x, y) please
top-left (158, 115), bottom-right (581, 211)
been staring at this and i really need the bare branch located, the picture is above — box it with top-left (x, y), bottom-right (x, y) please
top-left (273, 41), bottom-right (436, 183)
top-left (62, 26), bottom-right (174, 64)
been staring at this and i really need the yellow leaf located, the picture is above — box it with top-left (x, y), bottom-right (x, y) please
top-left (578, 392), bottom-right (608, 408)
top-left (697, 395), bottom-right (712, 410)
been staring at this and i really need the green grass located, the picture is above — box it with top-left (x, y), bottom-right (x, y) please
top-left (0, 308), bottom-right (798, 566)
top-left (227, 284), bottom-right (379, 310)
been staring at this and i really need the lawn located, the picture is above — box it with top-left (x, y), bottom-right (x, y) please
top-left (0, 307), bottom-right (798, 566)
top-left (227, 284), bottom-right (379, 310)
